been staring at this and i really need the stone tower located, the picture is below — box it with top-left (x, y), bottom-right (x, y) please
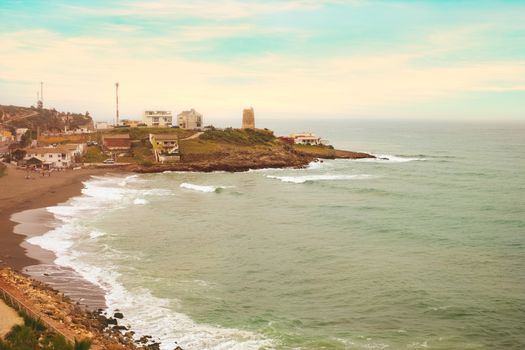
top-left (242, 107), bottom-right (255, 129)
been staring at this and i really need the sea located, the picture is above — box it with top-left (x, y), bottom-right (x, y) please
top-left (25, 120), bottom-right (525, 349)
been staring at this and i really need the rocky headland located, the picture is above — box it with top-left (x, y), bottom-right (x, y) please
top-left (131, 128), bottom-right (374, 173)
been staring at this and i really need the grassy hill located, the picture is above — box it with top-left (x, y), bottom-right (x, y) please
top-left (132, 128), bottom-right (374, 172)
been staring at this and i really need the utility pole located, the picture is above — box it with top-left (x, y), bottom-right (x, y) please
top-left (115, 82), bottom-right (120, 126)
top-left (36, 82), bottom-right (44, 109)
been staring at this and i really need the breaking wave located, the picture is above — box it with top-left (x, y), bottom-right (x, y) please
top-left (351, 154), bottom-right (426, 163)
top-left (266, 174), bottom-right (373, 184)
top-left (26, 175), bottom-right (271, 350)
top-left (180, 183), bottom-right (233, 193)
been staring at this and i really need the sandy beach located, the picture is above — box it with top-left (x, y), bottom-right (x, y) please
top-left (0, 163), bottom-right (121, 309)
top-left (0, 164), bottom-right (112, 270)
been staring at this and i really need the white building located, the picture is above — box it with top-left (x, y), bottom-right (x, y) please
top-left (289, 132), bottom-right (322, 145)
top-left (143, 111), bottom-right (173, 128)
top-left (177, 109), bottom-right (203, 129)
top-left (149, 134), bottom-right (180, 162)
top-left (23, 146), bottom-right (75, 168)
top-left (95, 122), bottom-right (110, 130)
top-left (64, 143), bottom-right (87, 157)
top-left (15, 128), bottom-right (29, 142)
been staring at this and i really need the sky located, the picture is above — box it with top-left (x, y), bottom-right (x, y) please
top-left (1, 0), bottom-right (524, 123)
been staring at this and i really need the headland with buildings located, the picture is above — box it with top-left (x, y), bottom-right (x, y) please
top-left (0, 100), bottom-right (374, 350)
top-left (1, 102), bottom-right (374, 174)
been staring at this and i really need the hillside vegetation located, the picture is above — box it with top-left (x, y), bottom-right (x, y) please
top-left (0, 309), bottom-right (91, 350)
top-left (200, 128), bottom-right (275, 145)
top-left (135, 128), bottom-right (374, 172)
top-left (0, 104), bottom-right (92, 132)
top-left (106, 127), bottom-right (196, 140)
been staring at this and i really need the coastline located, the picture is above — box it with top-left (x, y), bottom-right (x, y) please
top-left (0, 152), bottom-right (374, 349)
top-left (0, 164), bottom-right (115, 271)
top-left (0, 163), bottom-right (175, 349)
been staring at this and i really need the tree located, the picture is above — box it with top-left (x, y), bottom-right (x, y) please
top-left (11, 149), bottom-right (26, 161)
top-left (20, 130), bottom-right (32, 147)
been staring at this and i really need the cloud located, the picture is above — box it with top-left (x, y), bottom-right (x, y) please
top-left (1, 27), bottom-right (524, 121)
top-left (64, 0), bottom-right (354, 20)
top-left (1, 1), bottom-right (524, 120)
top-left (472, 86), bottom-right (525, 92)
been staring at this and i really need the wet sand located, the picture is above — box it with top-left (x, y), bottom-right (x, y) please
top-left (0, 164), bottom-right (117, 308)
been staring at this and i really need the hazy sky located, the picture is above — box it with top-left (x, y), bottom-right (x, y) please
top-left (1, 0), bottom-right (524, 122)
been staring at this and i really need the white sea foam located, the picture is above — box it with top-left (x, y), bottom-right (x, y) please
top-left (266, 174), bottom-right (373, 184)
top-left (307, 160), bottom-right (325, 169)
top-left (118, 174), bottom-right (145, 187)
top-left (351, 154), bottom-right (425, 163)
top-left (133, 198), bottom-right (148, 205)
top-left (89, 229), bottom-right (107, 239)
top-left (180, 183), bottom-right (233, 193)
top-left (27, 175), bottom-right (271, 350)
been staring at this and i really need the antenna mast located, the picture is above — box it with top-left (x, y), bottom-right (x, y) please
top-left (37, 82), bottom-right (44, 109)
top-left (115, 82), bottom-right (120, 126)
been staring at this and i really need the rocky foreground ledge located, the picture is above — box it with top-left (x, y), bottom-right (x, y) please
top-left (0, 267), bottom-right (182, 350)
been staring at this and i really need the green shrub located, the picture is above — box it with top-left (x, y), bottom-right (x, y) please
top-left (81, 147), bottom-right (106, 163)
top-left (200, 128), bottom-right (275, 145)
top-left (0, 304), bottom-right (91, 350)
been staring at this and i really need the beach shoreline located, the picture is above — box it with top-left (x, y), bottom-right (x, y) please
top-left (0, 164), bottom-right (116, 272)
top-left (0, 163), bottom-right (173, 349)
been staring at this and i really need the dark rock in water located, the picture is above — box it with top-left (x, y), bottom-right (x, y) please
top-left (379, 157), bottom-right (389, 160)
top-left (145, 343), bottom-right (160, 350)
top-left (106, 317), bottom-right (118, 325)
top-left (138, 336), bottom-right (150, 344)
top-left (114, 312), bottom-right (124, 319)
top-left (124, 331), bottom-right (135, 338)
top-left (113, 325), bottom-right (128, 331)
top-left (173, 347), bottom-right (184, 350)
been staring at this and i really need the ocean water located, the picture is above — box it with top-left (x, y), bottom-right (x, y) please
top-left (28, 120), bottom-right (525, 349)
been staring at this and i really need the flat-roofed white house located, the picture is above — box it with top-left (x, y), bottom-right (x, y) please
top-left (289, 132), bottom-right (322, 145)
top-left (149, 134), bottom-right (180, 162)
top-left (23, 146), bottom-right (75, 168)
top-left (143, 111), bottom-right (173, 128)
top-left (95, 122), bottom-right (110, 130)
top-left (177, 109), bottom-right (203, 130)
top-left (64, 143), bottom-right (87, 157)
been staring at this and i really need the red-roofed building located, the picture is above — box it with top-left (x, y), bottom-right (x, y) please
top-left (102, 134), bottom-right (131, 151)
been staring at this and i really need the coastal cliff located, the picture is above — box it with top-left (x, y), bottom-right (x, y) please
top-left (128, 128), bottom-right (374, 173)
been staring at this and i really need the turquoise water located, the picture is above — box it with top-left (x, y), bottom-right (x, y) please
top-left (31, 121), bottom-right (525, 349)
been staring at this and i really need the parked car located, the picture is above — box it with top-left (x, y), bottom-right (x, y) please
top-left (103, 158), bottom-right (115, 164)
